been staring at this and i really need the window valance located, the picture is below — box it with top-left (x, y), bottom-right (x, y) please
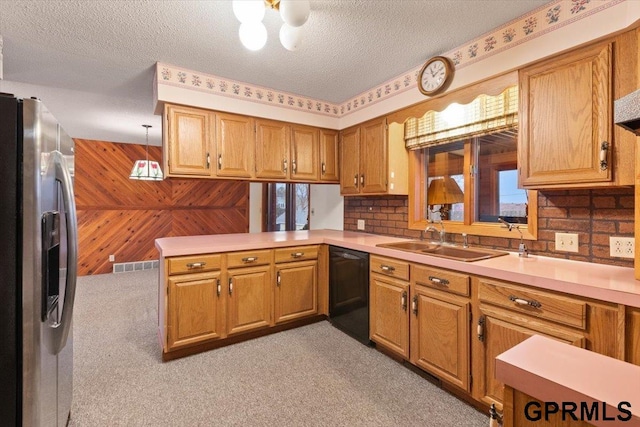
top-left (404, 85), bottom-right (518, 150)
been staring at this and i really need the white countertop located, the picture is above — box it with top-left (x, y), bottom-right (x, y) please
top-left (155, 229), bottom-right (640, 307)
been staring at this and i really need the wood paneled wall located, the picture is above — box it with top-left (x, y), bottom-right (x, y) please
top-left (74, 139), bottom-right (249, 275)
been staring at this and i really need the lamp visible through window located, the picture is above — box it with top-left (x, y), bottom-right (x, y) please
top-left (427, 176), bottom-right (464, 220)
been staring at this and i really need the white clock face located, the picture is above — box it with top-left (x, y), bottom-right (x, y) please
top-left (421, 59), bottom-right (447, 92)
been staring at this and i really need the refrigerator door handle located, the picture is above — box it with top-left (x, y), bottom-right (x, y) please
top-left (51, 150), bottom-right (78, 354)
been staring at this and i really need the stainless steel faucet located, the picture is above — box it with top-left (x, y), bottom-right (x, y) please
top-left (498, 218), bottom-right (528, 257)
top-left (424, 219), bottom-right (446, 245)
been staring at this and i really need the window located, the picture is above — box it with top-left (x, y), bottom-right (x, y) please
top-left (263, 183), bottom-right (310, 231)
top-left (409, 128), bottom-right (536, 239)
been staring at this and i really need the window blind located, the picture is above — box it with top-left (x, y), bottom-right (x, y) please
top-left (404, 85), bottom-right (518, 150)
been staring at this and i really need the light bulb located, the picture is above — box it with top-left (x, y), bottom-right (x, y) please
top-left (239, 22), bottom-right (268, 51)
top-left (279, 0), bottom-right (310, 27)
top-left (232, 0), bottom-right (265, 23)
top-left (279, 24), bottom-right (304, 51)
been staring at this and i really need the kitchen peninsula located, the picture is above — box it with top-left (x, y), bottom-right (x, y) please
top-left (155, 230), bottom-right (640, 412)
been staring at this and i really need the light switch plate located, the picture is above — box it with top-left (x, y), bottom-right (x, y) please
top-left (357, 219), bottom-right (365, 230)
top-left (555, 232), bottom-right (579, 253)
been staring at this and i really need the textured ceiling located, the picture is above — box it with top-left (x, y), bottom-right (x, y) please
top-left (0, 0), bottom-right (549, 145)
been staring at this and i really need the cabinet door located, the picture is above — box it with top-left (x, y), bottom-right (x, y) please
top-left (474, 306), bottom-right (585, 409)
top-left (319, 129), bottom-right (339, 182)
top-left (369, 273), bottom-right (410, 359)
top-left (410, 286), bottom-right (470, 391)
top-left (519, 41), bottom-right (612, 187)
top-left (227, 265), bottom-right (272, 336)
top-left (167, 271), bottom-right (223, 350)
top-left (290, 125), bottom-right (319, 181)
top-left (340, 126), bottom-right (360, 195)
top-left (216, 112), bottom-right (255, 178)
top-left (275, 260), bottom-right (318, 323)
top-left (165, 104), bottom-right (213, 177)
top-left (255, 119), bottom-right (290, 179)
top-left (360, 118), bottom-right (388, 193)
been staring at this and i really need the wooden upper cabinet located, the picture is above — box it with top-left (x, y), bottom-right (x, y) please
top-left (319, 129), bottom-right (339, 182)
top-left (360, 119), bottom-right (388, 193)
top-left (340, 126), bottom-right (361, 194)
top-left (518, 31), bottom-right (636, 188)
top-left (164, 104), bottom-right (214, 177)
top-left (255, 119), bottom-right (290, 179)
top-left (339, 117), bottom-right (407, 196)
top-left (290, 125), bottom-right (319, 181)
top-left (216, 112), bottom-right (255, 178)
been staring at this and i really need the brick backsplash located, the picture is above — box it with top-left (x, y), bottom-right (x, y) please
top-left (343, 188), bottom-right (634, 267)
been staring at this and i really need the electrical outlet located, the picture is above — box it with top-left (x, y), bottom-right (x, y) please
top-left (109, 254), bottom-right (115, 262)
top-left (555, 232), bottom-right (579, 253)
top-left (357, 219), bottom-right (365, 230)
top-left (610, 237), bottom-right (635, 259)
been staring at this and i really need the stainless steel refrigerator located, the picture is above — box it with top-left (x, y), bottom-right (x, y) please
top-left (0, 95), bottom-right (78, 426)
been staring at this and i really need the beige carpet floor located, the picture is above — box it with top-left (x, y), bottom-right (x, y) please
top-left (68, 269), bottom-right (487, 426)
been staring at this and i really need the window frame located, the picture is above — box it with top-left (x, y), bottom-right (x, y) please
top-left (407, 141), bottom-right (537, 240)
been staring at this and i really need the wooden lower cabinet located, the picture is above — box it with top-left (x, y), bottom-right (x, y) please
top-left (473, 305), bottom-right (585, 409)
top-left (410, 284), bottom-right (471, 391)
top-left (369, 272), bottom-right (410, 359)
top-left (167, 271), bottom-right (224, 351)
top-left (275, 260), bottom-right (318, 323)
top-left (227, 265), bottom-right (273, 336)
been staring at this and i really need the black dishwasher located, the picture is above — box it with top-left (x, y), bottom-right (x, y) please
top-left (328, 246), bottom-right (370, 345)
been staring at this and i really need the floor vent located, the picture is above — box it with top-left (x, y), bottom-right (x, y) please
top-left (113, 260), bottom-right (159, 274)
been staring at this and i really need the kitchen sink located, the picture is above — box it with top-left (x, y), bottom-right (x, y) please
top-left (377, 241), bottom-right (509, 262)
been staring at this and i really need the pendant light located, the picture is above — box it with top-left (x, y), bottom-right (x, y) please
top-left (129, 124), bottom-right (163, 181)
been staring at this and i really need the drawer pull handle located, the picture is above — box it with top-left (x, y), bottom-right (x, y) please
top-left (276, 271), bottom-right (281, 286)
top-left (216, 279), bottom-right (221, 297)
top-left (321, 162), bottom-right (326, 174)
top-left (509, 295), bottom-right (542, 309)
top-left (380, 265), bottom-right (395, 272)
top-left (354, 174), bottom-right (358, 188)
top-left (401, 291), bottom-right (407, 311)
top-left (428, 276), bottom-right (449, 286)
top-left (186, 262), bottom-right (206, 269)
top-left (229, 278), bottom-right (233, 295)
top-left (291, 252), bottom-right (304, 258)
top-left (412, 295), bottom-right (418, 315)
top-left (477, 315), bottom-right (485, 342)
top-left (242, 257), bottom-right (258, 263)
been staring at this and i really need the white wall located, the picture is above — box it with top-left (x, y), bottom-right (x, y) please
top-left (249, 183), bottom-right (263, 233)
top-left (310, 185), bottom-right (343, 230)
top-left (248, 183), bottom-right (344, 232)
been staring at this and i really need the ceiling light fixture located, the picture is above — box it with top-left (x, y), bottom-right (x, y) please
top-left (129, 125), bottom-right (163, 181)
top-left (232, 0), bottom-right (311, 51)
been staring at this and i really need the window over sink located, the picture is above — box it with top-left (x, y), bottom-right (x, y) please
top-left (404, 84), bottom-right (537, 240)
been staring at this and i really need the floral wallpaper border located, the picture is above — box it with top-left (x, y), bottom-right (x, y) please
top-left (156, 0), bottom-right (622, 119)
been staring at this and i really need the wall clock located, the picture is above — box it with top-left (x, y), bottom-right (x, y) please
top-left (418, 56), bottom-right (454, 96)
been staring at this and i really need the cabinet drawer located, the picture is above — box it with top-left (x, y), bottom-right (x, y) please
top-left (412, 264), bottom-right (470, 297)
top-left (274, 245), bottom-right (319, 263)
top-left (478, 279), bottom-right (586, 330)
top-left (227, 249), bottom-right (272, 268)
top-left (370, 255), bottom-right (409, 281)
top-left (168, 254), bottom-right (222, 275)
